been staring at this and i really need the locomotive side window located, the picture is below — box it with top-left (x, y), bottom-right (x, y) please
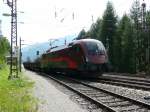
top-left (76, 46), bottom-right (80, 52)
top-left (72, 45), bottom-right (81, 53)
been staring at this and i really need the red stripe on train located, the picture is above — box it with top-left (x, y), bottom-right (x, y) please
top-left (44, 56), bottom-right (77, 69)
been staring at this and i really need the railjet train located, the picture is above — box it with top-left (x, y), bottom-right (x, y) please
top-left (24, 39), bottom-right (109, 77)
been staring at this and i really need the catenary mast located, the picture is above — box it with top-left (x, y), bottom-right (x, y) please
top-left (5, 0), bottom-right (18, 79)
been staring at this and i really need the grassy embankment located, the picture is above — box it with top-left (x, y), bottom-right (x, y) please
top-left (0, 65), bottom-right (38, 112)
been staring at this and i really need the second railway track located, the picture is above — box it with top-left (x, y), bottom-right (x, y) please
top-left (43, 73), bottom-right (150, 112)
top-left (96, 75), bottom-right (150, 90)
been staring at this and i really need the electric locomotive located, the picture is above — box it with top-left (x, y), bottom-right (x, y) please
top-left (40, 38), bottom-right (108, 77)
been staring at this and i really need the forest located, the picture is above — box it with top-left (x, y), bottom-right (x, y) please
top-left (76, 1), bottom-right (150, 74)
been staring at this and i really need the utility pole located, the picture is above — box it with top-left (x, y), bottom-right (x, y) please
top-left (4, 0), bottom-right (18, 79)
top-left (141, 0), bottom-right (147, 71)
top-left (49, 39), bottom-right (58, 48)
top-left (19, 38), bottom-right (21, 72)
top-left (19, 37), bottom-right (23, 72)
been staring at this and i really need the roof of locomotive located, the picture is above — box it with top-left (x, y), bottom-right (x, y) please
top-left (44, 39), bottom-right (102, 54)
top-left (73, 38), bottom-right (103, 44)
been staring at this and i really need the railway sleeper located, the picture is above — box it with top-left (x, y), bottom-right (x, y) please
top-left (87, 104), bottom-right (99, 109)
top-left (78, 89), bottom-right (96, 93)
top-left (89, 94), bottom-right (107, 98)
top-left (135, 108), bottom-right (149, 112)
top-left (102, 99), bottom-right (126, 104)
top-left (106, 101), bottom-right (131, 107)
top-left (115, 105), bottom-right (142, 112)
top-left (96, 96), bottom-right (115, 101)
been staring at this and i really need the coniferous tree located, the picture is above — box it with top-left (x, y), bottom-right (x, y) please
top-left (114, 14), bottom-right (128, 72)
top-left (114, 14), bottom-right (136, 73)
top-left (76, 29), bottom-right (86, 40)
top-left (129, 0), bottom-right (149, 73)
top-left (130, 1), bottom-right (150, 73)
top-left (88, 18), bottom-right (102, 39)
top-left (122, 17), bottom-right (136, 73)
top-left (130, 0), bottom-right (141, 72)
top-left (130, 0), bottom-right (141, 25)
top-left (100, 1), bottom-right (117, 67)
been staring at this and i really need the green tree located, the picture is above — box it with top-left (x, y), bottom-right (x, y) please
top-left (76, 29), bottom-right (86, 40)
top-left (114, 14), bottom-right (128, 72)
top-left (0, 37), bottom-right (10, 63)
top-left (88, 18), bottom-right (102, 39)
top-left (130, 0), bottom-right (141, 25)
top-left (130, 0), bottom-right (141, 71)
top-left (100, 1), bottom-right (117, 66)
top-left (114, 14), bottom-right (136, 73)
top-left (122, 17), bottom-right (136, 73)
top-left (130, 1), bottom-right (150, 73)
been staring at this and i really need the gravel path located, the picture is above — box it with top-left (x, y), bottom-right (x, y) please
top-left (24, 70), bottom-right (87, 112)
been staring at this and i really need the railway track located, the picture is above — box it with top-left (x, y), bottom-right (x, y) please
top-left (103, 74), bottom-right (150, 83)
top-left (44, 73), bottom-right (150, 112)
top-left (96, 75), bottom-right (150, 90)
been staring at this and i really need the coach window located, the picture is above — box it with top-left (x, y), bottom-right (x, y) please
top-left (42, 54), bottom-right (46, 59)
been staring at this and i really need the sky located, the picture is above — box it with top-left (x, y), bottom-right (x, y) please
top-left (0, 0), bottom-right (150, 44)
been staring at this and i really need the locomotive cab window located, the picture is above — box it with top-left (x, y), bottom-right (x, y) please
top-left (85, 41), bottom-right (105, 54)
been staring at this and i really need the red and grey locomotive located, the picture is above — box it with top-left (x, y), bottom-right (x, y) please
top-left (24, 39), bottom-right (108, 77)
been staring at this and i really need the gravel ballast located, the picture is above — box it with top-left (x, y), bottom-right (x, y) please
top-left (24, 70), bottom-right (87, 112)
top-left (87, 81), bottom-right (150, 104)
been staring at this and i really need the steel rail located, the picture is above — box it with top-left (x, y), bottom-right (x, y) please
top-left (97, 77), bottom-right (150, 90)
top-left (69, 77), bottom-right (150, 109)
top-left (103, 74), bottom-right (150, 83)
top-left (43, 73), bottom-right (150, 112)
top-left (44, 74), bottom-right (117, 112)
top-left (99, 76), bottom-right (150, 85)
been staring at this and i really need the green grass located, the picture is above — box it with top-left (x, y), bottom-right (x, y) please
top-left (0, 65), bottom-right (38, 112)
